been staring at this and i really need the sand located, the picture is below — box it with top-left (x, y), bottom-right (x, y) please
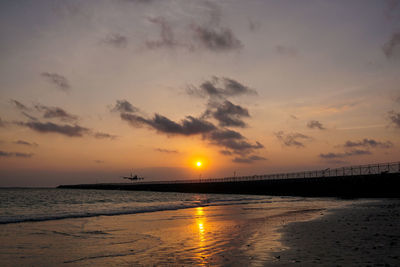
top-left (271, 199), bottom-right (400, 266)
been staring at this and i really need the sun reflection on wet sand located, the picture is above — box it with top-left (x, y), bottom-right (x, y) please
top-left (194, 207), bottom-right (208, 265)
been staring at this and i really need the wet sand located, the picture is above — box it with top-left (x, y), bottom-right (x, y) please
top-left (271, 199), bottom-right (400, 266)
top-left (0, 197), bottom-right (348, 266)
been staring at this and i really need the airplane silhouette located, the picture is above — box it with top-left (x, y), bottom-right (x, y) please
top-left (122, 173), bottom-right (144, 181)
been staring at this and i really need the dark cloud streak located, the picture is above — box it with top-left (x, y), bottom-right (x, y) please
top-left (307, 120), bottom-right (325, 130)
top-left (275, 131), bottom-right (312, 148)
top-left (14, 140), bottom-right (38, 147)
top-left (41, 72), bottom-right (70, 91)
top-left (0, 150), bottom-right (34, 158)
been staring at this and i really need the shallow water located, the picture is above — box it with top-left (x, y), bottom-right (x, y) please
top-left (0, 189), bottom-right (350, 266)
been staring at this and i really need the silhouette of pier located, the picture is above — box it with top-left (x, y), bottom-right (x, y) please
top-left (58, 161), bottom-right (400, 198)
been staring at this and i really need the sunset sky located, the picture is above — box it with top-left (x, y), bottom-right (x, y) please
top-left (1, 0), bottom-right (400, 186)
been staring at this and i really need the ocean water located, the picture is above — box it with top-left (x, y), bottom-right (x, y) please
top-left (0, 188), bottom-right (292, 224)
top-left (0, 188), bottom-right (352, 266)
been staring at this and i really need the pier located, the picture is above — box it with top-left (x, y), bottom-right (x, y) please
top-left (58, 161), bottom-right (400, 198)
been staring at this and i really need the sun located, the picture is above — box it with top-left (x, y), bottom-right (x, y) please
top-left (196, 161), bottom-right (202, 167)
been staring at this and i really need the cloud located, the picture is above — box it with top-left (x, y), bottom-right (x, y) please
top-left (192, 25), bottom-right (243, 52)
top-left (120, 113), bottom-right (216, 136)
top-left (275, 45), bottom-right (297, 57)
top-left (10, 100), bottom-right (38, 121)
top-left (232, 155), bottom-right (266, 164)
top-left (319, 149), bottom-right (371, 159)
top-left (101, 33), bottom-right (128, 48)
top-left (388, 111), bottom-right (400, 128)
top-left (113, 76), bottom-right (263, 161)
top-left (111, 100), bottom-right (139, 113)
top-left (248, 19), bottom-right (260, 32)
top-left (275, 131), bottom-right (313, 148)
top-left (10, 99), bottom-right (29, 111)
top-left (142, 2), bottom-right (243, 53)
top-left (383, 31), bottom-right (400, 58)
top-left (94, 160), bottom-right (104, 164)
top-left (93, 132), bottom-right (118, 140)
top-left (155, 148), bottom-right (178, 153)
top-left (146, 17), bottom-right (179, 49)
top-left (307, 120), bottom-right (326, 130)
top-left (113, 98), bottom-right (263, 157)
top-left (35, 105), bottom-right (78, 122)
top-left (206, 129), bottom-right (263, 155)
top-left (16, 121), bottom-right (89, 137)
top-left (220, 150), bottom-right (232, 155)
top-left (342, 138), bottom-right (393, 149)
top-left (13, 140), bottom-right (38, 147)
top-left (207, 100), bottom-right (250, 128)
top-left (0, 150), bottom-right (34, 158)
top-left (41, 72), bottom-right (70, 91)
top-left (187, 77), bottom-right (256, 99)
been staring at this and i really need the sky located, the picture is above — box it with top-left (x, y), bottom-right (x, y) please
top-left (0, 0), bottom-right (400, 187)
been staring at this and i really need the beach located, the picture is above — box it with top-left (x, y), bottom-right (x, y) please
top-left (0, 189), bottom-right (399, 266)
top-left (271, 199), bottom-right (400, 266)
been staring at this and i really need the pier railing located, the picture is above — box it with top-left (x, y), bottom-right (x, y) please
top-left (138, 161), bottom-right (400, 185)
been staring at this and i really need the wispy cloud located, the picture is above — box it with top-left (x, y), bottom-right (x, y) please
top-left (101, 33), bottom-right (128, 48)
top-left (388, 111), bottom-right (400, 128)
top-left (307, 120), bottom-right (326, 130)
top-left (192, 25), bottom-right (242, 52)
top-left (10, 99), bottom-right (29, 111)
top-left (206, 129), bottom-right (263, 156)
top-left (120, 113), bottom-right (216, 136)
top-left (232, 155), bottom-right (266, 164)
top-left (41, 72), bottom-right (70, 91)
top-left (155, 148), bottom-right (179, 154)
top-left (143, 2), bottom-right (243, 53)
top-left (342, 138), bottom-right (393, 149)
top-left (146, 17), bottom-right (179, 49)
top-left (16, 121), bottom-right (89, 137)
top-left (92, 132), bottom-right (118, 140)
top-left (13, 140), bottom-right (39, 147)
top-left (275, 131), bottom-right (313, 148)
top-left (0, 150), bottom-right (34, 158)
top-left (111, 100), bottom-right (139, 113)
top-left (383, 31), bottom-right (400, 58)
top-left (319, 149), bottom-right (371, 159)
top-left (35, 104), bottom-right (78, 122)
top-left (187, 77), bottom-right (256, 99)
top-left (204, 100), bottom-right (250, 128)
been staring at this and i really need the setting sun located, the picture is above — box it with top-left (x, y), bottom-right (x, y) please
top-left (196, 161), bottom-right (202, 167)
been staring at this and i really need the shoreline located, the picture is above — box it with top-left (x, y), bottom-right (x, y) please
top-left (270, 199), bottom-right (400, 266)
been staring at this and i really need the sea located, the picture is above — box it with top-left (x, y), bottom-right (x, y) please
top-left (0, 188), bottom-right (351, 266)
top-left (0, 188), bottom-right (296, 224)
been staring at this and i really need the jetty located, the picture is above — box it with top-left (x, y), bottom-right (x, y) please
top-left (58, 161), bottom-right (400, 198)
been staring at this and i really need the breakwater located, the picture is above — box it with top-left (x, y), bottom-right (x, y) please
top-left (58, 162), bottom-right (400, 198)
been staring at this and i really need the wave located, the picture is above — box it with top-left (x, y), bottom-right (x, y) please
top-left (0, 197), bottom-right (295, 225)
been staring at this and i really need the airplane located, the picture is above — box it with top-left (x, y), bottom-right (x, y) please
top-left (122, 173), bottom-right (144, 182)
